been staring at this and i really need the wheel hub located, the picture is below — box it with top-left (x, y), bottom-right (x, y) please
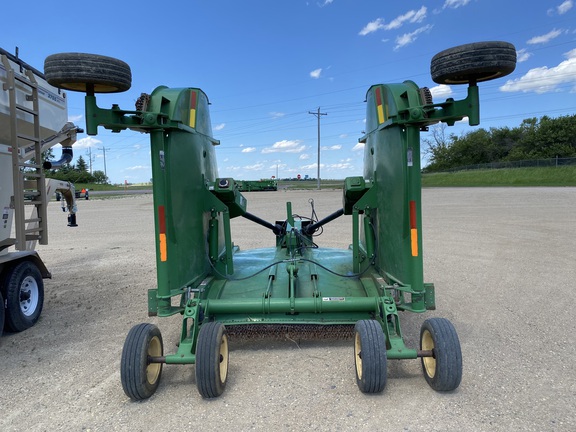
top-left (19, 276), bottom-right (39, 316)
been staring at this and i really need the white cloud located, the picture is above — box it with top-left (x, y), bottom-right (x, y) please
top-left (359, 18), bottom-right (385, 36)
top-left (299, 154), bottom-right (310, 160)
top-left (310, 68), bottom-right (322, 79)
top-left (517, 48), bottom-right (532, 63)
top-left (527, 29), bottom-right (563, 45)
top-left (270, 112), bottom-right (285, 119)
top-left (359, 7), bottom-right (427, 35)
top-left (383, 6), bottom-right (427, 30)
top-left (430, 84), bottom-right (452, 99)
top-left (262, 139), bottom-right (306, 154)
top-left (558, 1), bottom-right (573, 14)
top-left (327, 163), bottom-right (353, 170)
top-left (73, 136), bottom-right (101, 149)
top-left (241, 147), bottom-right (256, 153)
top-left (244, 163), bottom-right (265, 171)
top-left (500, 48), bottom-right (576, 94)
top-left (319, 0), bottom-right (334, 6)
top-left (394, 25), bottom-right (433, 50)
top-left (301, 162), bottom-right (321, 170)
top-left (68, 114), bottom-right (83, 123)
top-left (213, 123), bottom-right (225, 131)
top-left (125, 165), bottom-right (149, 171)
top-left (352, 143), bottom-right (365, 151)
top-left (321, 145), bottom-right (342, 150)
top-left (443, 0), bottom-right (471, 8)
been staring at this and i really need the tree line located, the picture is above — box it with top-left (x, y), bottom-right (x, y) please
top-left (423, 114), bottom-right (576, 172)
top-left (44, 152), bottom-right (109, 184)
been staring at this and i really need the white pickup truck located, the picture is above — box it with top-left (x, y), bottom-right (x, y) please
top-left (1, 47), bottom-right (80, 335)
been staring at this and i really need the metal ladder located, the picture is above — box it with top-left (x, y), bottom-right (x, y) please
top-left (1, 54), bottom-right (48, 250)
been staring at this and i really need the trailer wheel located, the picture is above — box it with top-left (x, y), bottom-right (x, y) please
top-left (353, 320), bottom-right (387, 393)
top-left (44, 53), bottom-right (131, 93)
top-left (195, 322), bottom-right (229, 398)
top-left (431, 41), bottom-right (516, 85)
top-left (121, 323), bottom-right (163, 401)
top-left (420, 318), bottom-right (462, 391)
top-left (3, 261), bottom-right (44, 332)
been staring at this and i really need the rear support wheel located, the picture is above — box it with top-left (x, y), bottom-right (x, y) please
top-left (420, 317), bottom-right (462, 391)
top-left (44, 53), bottom-right (132, 93)
top-left (353, 319), bottom-right (387, 393)
top-left (195, 322), bottom-right (229, 398)
top-left (431, 41), bottom-right (516, 85)
top-left (121, 323), bottom-right (163, 401)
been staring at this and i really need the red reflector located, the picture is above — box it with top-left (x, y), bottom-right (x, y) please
top-left (409, 201), bottom-right (417, 229)
top-left (190, 91), bottom-right (197, 109)
top-left (158, 206), bottom-right (166, 234)
top-left (375, 87), bottom-right (382, 106)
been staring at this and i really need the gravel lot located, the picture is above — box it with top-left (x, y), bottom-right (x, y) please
top-left (1, 188), bottom-right (575, 431)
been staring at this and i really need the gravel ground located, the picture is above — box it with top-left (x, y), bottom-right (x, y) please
top-left (1, 188), bottom-right (575, 431)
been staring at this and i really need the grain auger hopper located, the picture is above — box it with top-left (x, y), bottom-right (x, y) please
top-left (44, 41), bottom-right (516, 400)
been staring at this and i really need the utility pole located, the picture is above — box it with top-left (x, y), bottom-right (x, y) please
top-left (86, 147), bottom-right (94, 174)
top-left (99, 147), bottom-right (110, 179)
top-left (308, 107), bottom-right (327, 190)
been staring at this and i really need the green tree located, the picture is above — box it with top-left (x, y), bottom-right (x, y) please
top-left (93, 170), bottom-right (109, 184)
top-left (75, 155), bottom-right (88, 172)
top-left (422, 124), bottom-right (455, 171)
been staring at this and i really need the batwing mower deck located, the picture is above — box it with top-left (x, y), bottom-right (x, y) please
top-left (44, 41), bottom-right (516, 400)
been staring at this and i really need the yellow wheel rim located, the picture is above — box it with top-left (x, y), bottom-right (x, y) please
top-left (354, 333), bottom-right (363, 379)
top-left (219, 334), bottom-right (229, 383)
top-left (421, 329), bottom-right (436, 378)
top-left (146, 335), bottom-right (162, 384)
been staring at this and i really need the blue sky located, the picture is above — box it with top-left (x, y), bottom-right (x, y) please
top-left (3, 0), bottom-right (575, 183)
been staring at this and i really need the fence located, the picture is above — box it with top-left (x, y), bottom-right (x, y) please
top-left (443, 157), bottom-right (576, 173)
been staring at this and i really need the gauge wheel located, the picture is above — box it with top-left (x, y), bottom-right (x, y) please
top-left (44, 53), bottom-right (131, 93)
top-left (3, 261), bottom-right (44, 332)
top-left (195, 322), bottom-right (229, 398)
top-left (431, 41), bottom-right (516, 85)
top-left (420, 317), bottom-right (462, 391)
top-left (354, 319), bottom-right (387, 393)
top-left (121, 323), bottom-right (164, 401)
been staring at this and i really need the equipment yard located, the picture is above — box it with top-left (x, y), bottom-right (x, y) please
top-left (1, 187), bottom-right (574, 431)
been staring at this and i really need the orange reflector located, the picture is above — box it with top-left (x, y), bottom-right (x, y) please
top-left (411, 228), bottom-right (419, 257)
top-left (158, 206), bottom-right (167, 262)
top-left (409, 201), bottom-right (418, 257)
top-left (159, 233), bottom-right (167, 262)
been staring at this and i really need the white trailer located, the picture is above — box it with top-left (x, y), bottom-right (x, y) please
top-left (1, 47), bottom-right (80, 334)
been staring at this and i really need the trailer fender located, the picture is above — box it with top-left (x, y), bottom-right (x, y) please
top-left (0, 251), bottom-right (51, 280)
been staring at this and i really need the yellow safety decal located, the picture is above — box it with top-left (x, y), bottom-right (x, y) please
top-left (377, 104), bottom-right (385, 124)
top-left (189, 91), bottom-right (197, 128)
top-left (375, 87), bottom-right (388, 124)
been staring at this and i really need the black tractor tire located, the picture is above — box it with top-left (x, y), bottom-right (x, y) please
top-left (195, 322), bottom-right (229, 398)
top-left (353, 319), bottom-right (387, 393)
top-left (3, 261), bottom-right (44, 332)
top-left (44, 53), bottom-right (131, 93)
top-left (431, 41), bottom-right (516, 85)
top-left (121, 323), bottom-right (164, 401)
top-left (0, 291), bottom-right (5, 336)
top-left (420, 317), bottom-right (463, 391)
